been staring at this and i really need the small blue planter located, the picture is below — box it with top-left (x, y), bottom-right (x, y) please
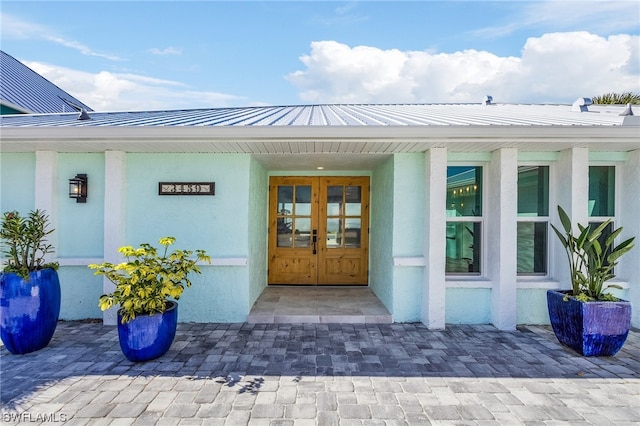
top-left (0, 269), bottom-right (61, 354)
top-left (547, 289), bottom-right (631, 357)
top-left (117, 301), bottom-right (178, 362)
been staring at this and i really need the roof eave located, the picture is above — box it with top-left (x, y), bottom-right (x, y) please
top-left (1, 125), bottom-right (638, 153)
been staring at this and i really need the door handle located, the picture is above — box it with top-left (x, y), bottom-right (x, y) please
top-left (312, 230), bottom-right (317, 254)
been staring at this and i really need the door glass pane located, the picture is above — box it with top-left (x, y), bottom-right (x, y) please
top-left (446, 166), bottom-right (482, 217)
top-left (326, 218), bottom-right (342, 248)
top-left (517, 222), bottom-right (547, 274)
top-left (294, 218), bottom-right (311, 248)
top-left (445, 221), bottom-right (481, 273)
top-left (277, 217), bottom-right (292, 247)
top-left (327, 186), bottom-right (343, 216)
top-left (345, 186), bottom-right (362, 216)
top-left (518, 166), bottom-right (549, 217)
top-left (589, 166), bottom-right (615, 216)
top-left (295, 186), bottom-right (312, 216)
top-left (277, 186), bottom-right (293, 216)
top-left (344, 218), bottom-right (361, 248)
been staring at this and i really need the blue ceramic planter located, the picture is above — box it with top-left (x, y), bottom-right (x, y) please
top-left (547, 289), bottom-right (631, 357)
top-left (117, 301), bottom-right (178, 362)
top-left (0, 269), bottom-right (61, 354)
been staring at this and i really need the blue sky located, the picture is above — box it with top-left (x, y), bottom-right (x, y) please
top-left (1, 1), bottom-right (639, 111)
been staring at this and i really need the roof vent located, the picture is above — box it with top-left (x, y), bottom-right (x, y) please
top-left (482, 95), bottom-right (493, 105)
top-left (571, 97), bottom-right (592, 112)
top-left (77, 109), bottom-right (91, 121)
top-left (619, 103), bottom-right (634, 116)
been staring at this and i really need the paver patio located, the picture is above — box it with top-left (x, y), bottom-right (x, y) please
top-left (1, 321), bottom-right (639, 425)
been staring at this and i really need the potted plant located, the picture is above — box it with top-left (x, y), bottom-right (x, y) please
top-left (548, 205), bottom-right (635, 356)
top-left (89, 237), bottom-right (210, 362)
top-left (0, 210), bottom-right (61, 354)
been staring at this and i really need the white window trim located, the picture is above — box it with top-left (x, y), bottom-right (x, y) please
top-left (588, 162), bottom-right (619, 225)
top-left (516, 163), bottom-right (553, 278)
top-left (588, 163), bottom-right (622, 285)
top-left (445, 162), bottom-right (486, 278)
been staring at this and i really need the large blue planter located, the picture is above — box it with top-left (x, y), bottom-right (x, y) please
top-left (0, 268), bottom-right (61, 354)
top-left (117, 301), bottom-right (178, 362)
top-left (547, 289), bottom-right (631, 356)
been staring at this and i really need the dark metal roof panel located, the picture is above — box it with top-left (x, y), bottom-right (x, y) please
top-left (0, 50), bottom-right (93, 114)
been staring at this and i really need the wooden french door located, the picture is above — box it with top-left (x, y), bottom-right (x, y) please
top-left (268, 176), bottom-right (370, 285)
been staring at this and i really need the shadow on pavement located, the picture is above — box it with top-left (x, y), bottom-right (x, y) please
top-left (2, 321), bottom-right (639, 411)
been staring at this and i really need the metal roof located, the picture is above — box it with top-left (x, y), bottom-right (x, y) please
top-left (0, 102), bottom-right (636, 128)
top-left (0, 50), bottom-right (93, 114)
top-left (1, 103), bottom-right (638, 167)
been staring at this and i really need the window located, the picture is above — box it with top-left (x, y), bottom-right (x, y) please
top-left (446, 166), bottom-right (482, 274)
top-left (517, 166), bottom-right (549, 274)
top-left (589, 166), bottom-right (616, 264)
top-left (589, 166), bottom-right (615, 217)
top-left (276, 185), bottom-right (312, 248)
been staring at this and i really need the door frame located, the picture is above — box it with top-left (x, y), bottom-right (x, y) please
top-left (267, 175), bottom-right (370, 286)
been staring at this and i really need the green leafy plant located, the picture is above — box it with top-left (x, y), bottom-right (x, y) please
top-left (89, 237), bottom-right (210, 323)
top-left (551, 205), bottom-right (635, 301)
top-left (0, 210), bottom-right (58, 279)
top-left (591, 92), bottom-right (640, 105)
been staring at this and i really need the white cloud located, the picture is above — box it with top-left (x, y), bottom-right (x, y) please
top-left (24, 61), bottom-right (244, 111)
top-left (148, 47), bottom-right (182, 56)
top-left (2, 13), bottom-right (122, 61)
top-left (287, 32), bottom-right (640, 104)
top-left (472, 1), bottom-right (640, 38)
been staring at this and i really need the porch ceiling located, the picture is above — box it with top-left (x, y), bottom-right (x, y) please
top-left (253, 153), bottom-right (391, 170)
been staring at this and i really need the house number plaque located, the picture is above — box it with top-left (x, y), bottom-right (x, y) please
top-left (158, 182), bottom-right (215, 195)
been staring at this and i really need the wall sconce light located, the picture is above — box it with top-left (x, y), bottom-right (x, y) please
top-left (69, 174), bottom-right (88, 203)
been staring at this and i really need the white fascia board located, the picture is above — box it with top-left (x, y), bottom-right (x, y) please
top-left (1, 125), bottom-right (638, 152)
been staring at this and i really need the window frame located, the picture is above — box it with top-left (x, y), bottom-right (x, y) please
top-left (588, 164), bottom-right (618, 222)
top-left (516, 164), bottom-right (552, 277)
top-left (445, 163), bottom-right (486, 277)
top-left (588, 164), bottom-right (620, 271)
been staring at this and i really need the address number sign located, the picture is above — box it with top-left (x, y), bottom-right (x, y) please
top-left (158, 182), bottom-right (215, 195)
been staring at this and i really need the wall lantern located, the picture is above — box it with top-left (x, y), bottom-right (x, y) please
top-left (69, 174), bottom-right (88, 203)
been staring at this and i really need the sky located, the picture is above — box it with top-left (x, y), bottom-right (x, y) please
top-left (1, 0), bottom-right (639, 112)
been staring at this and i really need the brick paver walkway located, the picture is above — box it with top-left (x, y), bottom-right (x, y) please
top-left (1, 322), bottom-right (639, 425)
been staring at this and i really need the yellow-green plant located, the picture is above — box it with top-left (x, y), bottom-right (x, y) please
top-left (551, 206), bottom-right (635, 301)
top-left (89, 237), bottom-right (210, 323)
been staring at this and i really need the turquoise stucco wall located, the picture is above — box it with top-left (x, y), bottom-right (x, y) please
top-left (57, 153), bottom-right (106, 319)
top-left (124, 153), bottom-right (253, 322)
top-left (0, 153), bottom-right (102, 320)
top-left (392, 268), bottom-right (422, 322)
top-left (391, 154), bottom-right (424, 256)
top-left (516, 289), bottom-right (550, 324)
top-left (3, 148), bottom-right (635, 326)
top-left (370, 157), bottom-right (395, 314)
top-left (248, 157), bottom-right (268, 307)
top-left (446, 288), bottom-right (492, 324)
top-left (126, 154), bottom-right (248, 254)
top-left (58, 266), bottom-right (104, 320)
top-left (175, 266), bottom-right (249, 322)
top-left (392, 154), bottom-right (424, 322)
top-left (58, 153), bottom-right (105, 258)
top-left (0, 153), bottom-right (35, 213)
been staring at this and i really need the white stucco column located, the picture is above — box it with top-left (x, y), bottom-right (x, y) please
top-left (551, 148), bottom-right (589, 286)
top-left (35, 151), bottom-right (58, 260)
top-left (422, 147), bottom-right (447, 329)
top-left (487, 148), bottom-right (518, 330)
top-left (620, 150), bottom-right (640, 327)
top-left (103, 151), bottom-right (127, 325)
